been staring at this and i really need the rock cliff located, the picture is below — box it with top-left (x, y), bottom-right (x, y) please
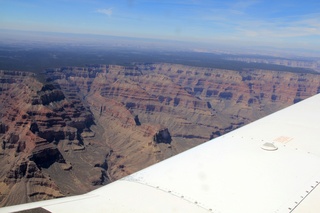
top-left (0, 71), bottom-right (108, 206)
top-left (43, 63), bottom-right (320, 173)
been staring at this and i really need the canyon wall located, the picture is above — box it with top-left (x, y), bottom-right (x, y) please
top-left (0, 71), bottom-right (108, 206)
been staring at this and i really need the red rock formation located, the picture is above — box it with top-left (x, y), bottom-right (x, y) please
top-left (40, 63), bottom-right (320, 172)
top-left (0, 71), bottom-right (107, 206)
top-left (45, 63), bottom-right (320, 152)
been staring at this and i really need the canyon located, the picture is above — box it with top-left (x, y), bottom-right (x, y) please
top-left (0, 63), bottom-right (320, 207)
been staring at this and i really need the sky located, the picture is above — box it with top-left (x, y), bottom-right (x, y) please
top-left (1, 0), bottom-right (320, 51)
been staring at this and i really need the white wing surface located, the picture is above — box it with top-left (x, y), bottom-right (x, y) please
top-left (2, 94), bottom-right (320, 213)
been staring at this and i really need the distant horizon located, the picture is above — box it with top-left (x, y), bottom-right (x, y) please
top-left (1, 0), bottom-right (320, 57)
top-left (1, 28), bottom-right (320, 59)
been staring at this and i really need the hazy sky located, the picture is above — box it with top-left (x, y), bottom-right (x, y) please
top-left (1, 0), bottom-right (320, 50)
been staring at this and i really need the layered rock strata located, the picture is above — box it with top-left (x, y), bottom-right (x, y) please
top-left (0, 71), bottom-right (108, 206)
top-left (45, 63), bottom-right (320, 151)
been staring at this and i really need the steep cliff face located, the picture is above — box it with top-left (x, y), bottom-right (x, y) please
top-left (45, 63), bottom-right (320, 151)
top-left (0, 71), bottom-right (108, 206)
top-left (139, 63), bottom-right (319, 107)
top-left (0, 71), bottom-right (62, 205)
top-left (136, 63), bottom-right (320, 129)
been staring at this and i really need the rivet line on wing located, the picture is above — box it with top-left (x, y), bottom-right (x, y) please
top-left (288, 179), bottom-right (320, 213)
top-left (121, 178), bottom-right (218, 212)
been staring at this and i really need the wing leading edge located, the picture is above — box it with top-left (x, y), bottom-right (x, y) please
top-left (1, 94), bottom-right (320, 213)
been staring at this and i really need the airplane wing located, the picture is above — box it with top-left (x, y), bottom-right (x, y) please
top-left (1, 94), bottom-right (320, 213)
